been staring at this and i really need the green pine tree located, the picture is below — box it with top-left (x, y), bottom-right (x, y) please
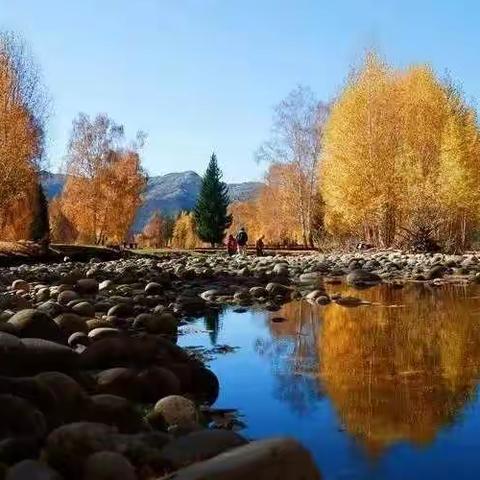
top-left (194, 153), bottom-right (232, 247)
top-left (30, 182), bottom-right (50, 244)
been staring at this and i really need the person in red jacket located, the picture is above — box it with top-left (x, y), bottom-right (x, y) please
top-left (227, 234), bottom-right (237, 255)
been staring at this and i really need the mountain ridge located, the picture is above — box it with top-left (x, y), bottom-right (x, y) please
top-left (40, 170), bottom-right (262, 232)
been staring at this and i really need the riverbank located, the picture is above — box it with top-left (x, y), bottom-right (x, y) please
top-left (0, 249), bottom-right (479, 478)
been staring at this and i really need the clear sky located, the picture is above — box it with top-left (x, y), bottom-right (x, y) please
top-left (1, 0), bottom-right (479, 182)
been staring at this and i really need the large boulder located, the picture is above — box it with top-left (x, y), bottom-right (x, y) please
top-left (7, 310), bottom-right (65, 344)
top-left (162, 437), bottom-right (321, 480)
top-left (95, 368), bottom-right (138, 400)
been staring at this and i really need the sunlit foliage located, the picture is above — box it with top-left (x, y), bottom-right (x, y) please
top-left (321, 53), bottom-right (480, 250)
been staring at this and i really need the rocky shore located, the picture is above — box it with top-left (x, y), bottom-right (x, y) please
top-left (0, 249), bottom-right (478, 479)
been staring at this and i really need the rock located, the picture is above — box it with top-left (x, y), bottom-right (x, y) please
top-left (346, 269), bottom-right (381, 287)
top-left (159, 430), bottom-right (247, 470)
top-left (8, 310), bottom-right (65, 344)
top-left (0, 334), bottom-right (26, 375)
top-left (85, 395), bottom-right (147, 434)
top-left (72, 302), bottom-right (95, 317)
top-left (265, 283), bottom-right (291, 298)
top-left (135, 367), bottom-right (181, 403)
top-left (35, 372), bottom-right (88, 424)
top-left (162, 437), bottom-right (321, 480)
top-left (191, 367), bottom-right (219, 405)
top-left (107, 304), bottom-right (133, 318)
top-left (43, 422), bottom-right (117, 479)
top-left (145, 282), bottom-right (162, 295)
top-left (37, 301), bottom-right (63, 319)
top-left (99, 280), bottom-right (114, 292)
top-left (57, 290), bottom-right (80, 306)
top-left (95, 368), bottom-right (138, 400)
top-left (132, 313), bottom-right (177, 335)
top-left (305, 290), bottom-right (325, 301)
top-left (299, 272), bottom-right (324, 285)
top-left (53, 313), bottom-right (88, 336)
top-left (76, 279), bottom-right (99, 295)
top-left (83, 451), bottom-right (137, 480)
top-left (335, 296), bottom-right (363, 307)
top-left (249, 287), bottom-right (266, 298)
top-left (11, 280), bottom-right (30, 292)
top-left (272, 264), bottom-right (289, 277)
top-left (427, 265), bottom-right (446, 280)
top-left (0, 377), bottom-right (57, 427)
top-left (0, 395), bottom-right (46, 440)
top-left (36, 288), bottom-right (51, 302)
top-left (5, 460), bottom-right (62, 480)
top-left (20, 339), bottom-right (78, 373)
top-left (88, 328), bottom-right (121, 341)
top-left (68, 332), bottom-right (90, 348)
top-left (148, 395), bottom-right (199, 430)
top-left (174, 295), bottom-right (206, 315)
top-left (0, 437), bottom-right (40, 465)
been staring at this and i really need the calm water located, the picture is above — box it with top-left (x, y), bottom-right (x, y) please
top-left (179, 283), bottom-right (480, 480)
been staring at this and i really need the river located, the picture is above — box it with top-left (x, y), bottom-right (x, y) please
top-left (179, 283), bottom-right (480, 479)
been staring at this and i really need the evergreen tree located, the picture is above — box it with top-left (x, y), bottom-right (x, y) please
top-left (30, 181), bottom-right (50, 243)
top-left (194, 153), bottom-right (232, 247)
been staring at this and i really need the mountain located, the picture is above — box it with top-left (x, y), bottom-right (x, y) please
top-left (41, 170), bottom-right (262, 232)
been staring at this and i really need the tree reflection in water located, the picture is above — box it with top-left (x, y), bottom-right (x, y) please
top-left (255, 301), bottom-right (324, 415)
top-left (203, 308), bottom-right (222, 345)
top-left (257, 283), bottom-right (480, 456)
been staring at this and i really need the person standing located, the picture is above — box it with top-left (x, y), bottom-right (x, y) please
top-left (236, 227), bottom-right (248, 255)
top-left (255, 235), bottom-right (265, 256)
top-left (227, 234), bottom-right (237, 255)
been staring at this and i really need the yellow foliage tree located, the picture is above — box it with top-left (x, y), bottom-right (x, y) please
top-left (60, 113), bottom-right (146, 244)
top-left (171, 211), bottom-right (200, 249)
top-left (321, 52), bottom-right (480, 250)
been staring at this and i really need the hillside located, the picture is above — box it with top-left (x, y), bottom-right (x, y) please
top-left (41, 171), bottom-right (261, 231)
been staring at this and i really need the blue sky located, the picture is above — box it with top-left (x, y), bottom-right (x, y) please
top-left (1, 0), bottom-right (479, 182)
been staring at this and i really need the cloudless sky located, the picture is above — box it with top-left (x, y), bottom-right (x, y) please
top-left (1, 0), bottom-right (479, 182)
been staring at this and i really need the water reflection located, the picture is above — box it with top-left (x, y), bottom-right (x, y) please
top-left (264, 284), bottom-right (480, 455)
top-left (256, 301), bottom-right (323, 414)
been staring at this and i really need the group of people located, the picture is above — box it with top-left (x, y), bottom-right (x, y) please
top-left (226, 227), bottom-right (264, 256)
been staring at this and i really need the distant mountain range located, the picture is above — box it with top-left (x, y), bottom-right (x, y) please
top-left (41, 171), bottom-right (261, 232)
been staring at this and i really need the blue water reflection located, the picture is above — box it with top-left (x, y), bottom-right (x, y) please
top-left (179, 283), bottom-right (480, 479)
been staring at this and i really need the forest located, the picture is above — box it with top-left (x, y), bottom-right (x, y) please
top-left (2, 29), bottom-right (480, 253)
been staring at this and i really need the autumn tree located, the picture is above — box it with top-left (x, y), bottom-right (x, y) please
top-left (141, 211), bottom-right (174, 248)
top-left (321, 52), bottom-right (480, 251)
top-left (194, 153), bottom-right (232, 247)
top-left (49, 197), bottom-right (77, 243)
top-left (0, 31), bottom-right (48, 239)
top-left (171, 211), bottom-right (199, 249)
top-left (257, 86), bottom-right (328, 246)
top-left (60, 113), bottom-right (147, 244)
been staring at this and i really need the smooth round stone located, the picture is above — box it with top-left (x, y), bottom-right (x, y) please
top-left (72, 301), bottom-right (95, 317)
top-left (149, 395), bottom-right (199, 429)
top-left (76, 279), bottom-right (99, 295)
top-left (145, 282), bottom-right (162, 295)
top-left (57, 290), bottom-right (79, 306)
top-left (11, 280), bottom-right (30, 292)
